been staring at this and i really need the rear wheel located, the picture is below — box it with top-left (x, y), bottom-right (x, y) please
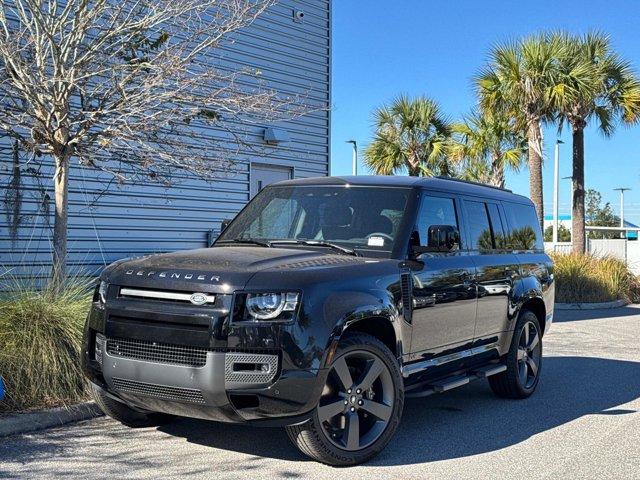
top-left (489, 310), bottom-right (542, 399)
top-left (286, 332), bottom-right (404, 466)
top-left (90, 383), bottom-right (173, 428)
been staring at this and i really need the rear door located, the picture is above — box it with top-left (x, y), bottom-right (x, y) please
top-left (462, 199), bottom-right (519, 343)
top-left (409, 193), bottom-right (477, 355)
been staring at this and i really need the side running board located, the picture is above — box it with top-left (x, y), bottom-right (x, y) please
top-left (472, 364), bottom-right (507, 378)
top-left (405, 363), bottom-right (506, 398)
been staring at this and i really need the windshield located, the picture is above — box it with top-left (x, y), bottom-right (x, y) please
top-left (217, 185), bottom-right (411, 253)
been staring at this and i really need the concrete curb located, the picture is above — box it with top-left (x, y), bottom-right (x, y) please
top-left (555, 299), bottom-right (629, 310)
top-left (0, 401), bottom-right (103, 437)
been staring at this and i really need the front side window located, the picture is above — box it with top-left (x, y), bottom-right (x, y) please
top-left (416, 195), bottom-right (460, 247)
top-left (218, 186), bottom-right (411, 253)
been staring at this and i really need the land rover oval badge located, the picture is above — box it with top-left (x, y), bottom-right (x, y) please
top-left (190, 292), bottom-right (208, 305)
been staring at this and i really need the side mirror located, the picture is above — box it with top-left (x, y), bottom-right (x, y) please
top-left (412, 225), bottom-right (460, 255)
top-left (220, 218), bottom-right (232, 233)
top-left (427, 225), bottom-right (460, 252)
top-left (208, 218), bottom-right (232, 247)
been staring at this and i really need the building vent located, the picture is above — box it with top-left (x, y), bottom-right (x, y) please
top-left (263, 127), bottom-right (290, 145)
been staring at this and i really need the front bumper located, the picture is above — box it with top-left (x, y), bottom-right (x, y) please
top-left (82, 287), bottom-right (328, 424)
top-left (86, 342), bottom-right (324, 424)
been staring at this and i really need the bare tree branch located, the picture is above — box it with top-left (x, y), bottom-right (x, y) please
top-left (0, 0), bottom-right (321, 283)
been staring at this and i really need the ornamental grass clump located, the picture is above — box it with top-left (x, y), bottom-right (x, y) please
top-left (0, 277), bottom-right (92, 414)
top-left (550, 253), bottom-right (638, 304)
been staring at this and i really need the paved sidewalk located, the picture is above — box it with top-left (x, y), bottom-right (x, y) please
top-left (2, 307), bottom-right (639, 479)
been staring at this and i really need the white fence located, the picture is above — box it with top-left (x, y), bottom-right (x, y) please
top-left (545, 238), bottom-right (640, 275)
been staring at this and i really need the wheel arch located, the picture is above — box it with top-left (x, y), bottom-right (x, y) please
top-left (519, 297), bottom-right (547, 336)
top-left (322, 315), bottom-right (400, 369)
top-left (343, 316), bottom-right (398, 356)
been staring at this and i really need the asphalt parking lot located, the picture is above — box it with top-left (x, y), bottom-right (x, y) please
top-left (2, 307), bottom-right (640, 480)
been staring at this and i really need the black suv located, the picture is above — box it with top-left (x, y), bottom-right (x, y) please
top-left (82, 175), bottom-right (555, 466)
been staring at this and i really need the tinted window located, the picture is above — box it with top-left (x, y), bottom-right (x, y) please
top-left (218, 186), bottom-right (410, 252)
top-left (487, 203), bottom-right (508, 249)
top-left (503, 202), bottom-right (543, 250)
top-left (464, 201), bottom-right (493, 251)
top-left (416, 196), bottom-right (459, 247)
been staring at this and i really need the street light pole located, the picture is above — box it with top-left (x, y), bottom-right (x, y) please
top-left (562, 175), bottom-right (573, 224)
top-left (346, 140), bottom-right (358, 175)
top-left (553, 140), bottom-right (563, 244)
top-left (614, 187), bottom-right (631, 239)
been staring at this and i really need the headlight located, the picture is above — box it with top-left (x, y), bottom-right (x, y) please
top-left (241, 292), bottom-right (299, 321)
top-left (98, 281), bottom-right (108, 304)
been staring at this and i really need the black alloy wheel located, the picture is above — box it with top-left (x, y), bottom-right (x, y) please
top-left (285, 332), bottom-right (403, 466)
top-left (489, 309), bottom-right (543, 399)
top-left (317, 349), bottom-right (395, 451)
top-left (517, 320), bottom-right (542, 389)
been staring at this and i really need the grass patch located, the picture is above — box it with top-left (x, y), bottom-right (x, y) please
top-left (550, 253), bottom-right (640, 304)
top-left (0, 278), bottom-right (92, 414)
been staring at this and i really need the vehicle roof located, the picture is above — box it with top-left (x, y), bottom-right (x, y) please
top-left (273, 175), bottom-right (532, 204)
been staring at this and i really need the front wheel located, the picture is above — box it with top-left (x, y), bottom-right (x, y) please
top-left (489, 309), bottom-right (543, 399)
top-left (286, 332), bottom-right (404, 466)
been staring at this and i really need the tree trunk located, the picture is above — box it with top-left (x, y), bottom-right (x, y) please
top-left (571, 126), bottom-right (586, 254)
top-left (51, 153), bottom-right (70, 289)
top-left (490, 151), bottom-right (505, 188)
top-left (407, 160), bottom-right (420, 177)
top-left (527, 121), bottom-right (544, 232)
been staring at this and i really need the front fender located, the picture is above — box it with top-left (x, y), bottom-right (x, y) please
top-left (318, 289), bottom-right (401, 369)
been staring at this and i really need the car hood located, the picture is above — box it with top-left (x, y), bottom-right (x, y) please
top-left (102, 246), bottom-right (365, 293)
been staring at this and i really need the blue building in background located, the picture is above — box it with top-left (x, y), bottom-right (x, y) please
top-left (0, 1), bottom-right (332, 282)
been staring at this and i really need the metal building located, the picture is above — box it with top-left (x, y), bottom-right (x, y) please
top-left (0, 1), bottom-right (331, 281)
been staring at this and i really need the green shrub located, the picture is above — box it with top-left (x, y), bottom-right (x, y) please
top-left (0, 278), bottom-right (92, 414)
top-left (550, 253), bottom-right (639, 303)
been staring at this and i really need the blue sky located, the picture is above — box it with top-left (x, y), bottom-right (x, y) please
top-left (329, 0), bottom-right (640, 224)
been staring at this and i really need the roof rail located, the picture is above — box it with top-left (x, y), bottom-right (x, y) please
top-left (434, 176), bottom-right (513, 193)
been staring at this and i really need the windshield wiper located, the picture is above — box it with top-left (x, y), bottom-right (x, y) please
top-left (217, 238), bottom-right (272, 247)
top-left (270, 240), bottom-right (360, 257)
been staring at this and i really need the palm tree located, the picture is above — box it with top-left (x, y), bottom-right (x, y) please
top-left (451, 109), bottom-right (526, 188)
top-left (477, 34), bottom-right (562, 231)
top-left (363, 95), bottom-right (453, 177)
top-left (551, 32), bottom-right (640, 253)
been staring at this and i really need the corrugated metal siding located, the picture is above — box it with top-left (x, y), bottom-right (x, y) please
top-left (0, 0), bottom-right (331, 281)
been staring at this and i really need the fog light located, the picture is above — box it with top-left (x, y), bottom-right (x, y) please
top-left (95, 333), bottom-right (105, 366)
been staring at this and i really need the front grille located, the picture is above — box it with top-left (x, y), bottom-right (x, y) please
top-left (118, 287), bottom-right (216, 305)
top-left (111, 377), bottom-right (206, 404)
top-left (106, 337), bottom-right (208, 367)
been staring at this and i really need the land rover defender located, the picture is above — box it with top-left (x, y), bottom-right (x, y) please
top-left (82, 175), bottom-right (554, 466)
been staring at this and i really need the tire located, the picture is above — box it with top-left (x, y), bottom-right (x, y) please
top-left (90, 383), bottom-right (173, 428)
top-left (285, 332), bottom-right (404, 466)
top-left (489, 309), bottom-right (543, 399)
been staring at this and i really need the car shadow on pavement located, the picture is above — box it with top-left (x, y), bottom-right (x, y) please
top-left (158, 355), bottom-right (640, 466)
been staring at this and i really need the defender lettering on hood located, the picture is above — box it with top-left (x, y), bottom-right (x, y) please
top-left (125, 269), bottom-right (220, 282)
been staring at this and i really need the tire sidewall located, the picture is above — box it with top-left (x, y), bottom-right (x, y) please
top-left (311, 334), bottom-right (404, 465)
top-left (509, 310), bottom-right (543, 396)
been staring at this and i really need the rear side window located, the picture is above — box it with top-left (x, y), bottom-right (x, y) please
top-left (487, 203), bottom-right (508, 249)
top-left (464, 201), bottom-right (493, 251)
top-left (503, 202), bottom-right (543, 250)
